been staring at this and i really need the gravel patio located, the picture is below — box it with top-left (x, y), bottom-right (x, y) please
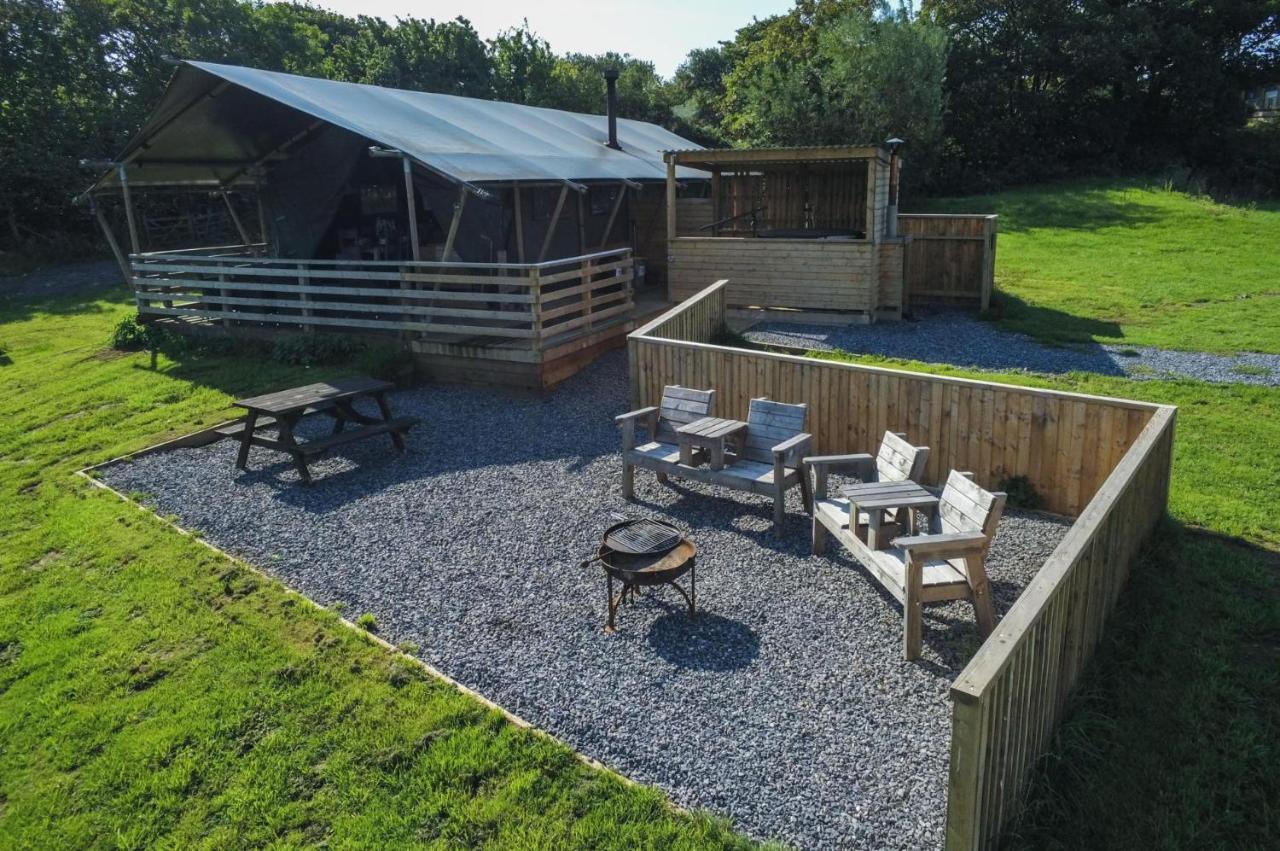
top-left (103, 350), bottom-right (1070, 850)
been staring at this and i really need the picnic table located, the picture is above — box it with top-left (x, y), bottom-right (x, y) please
top-left (676, 415), bottom-right (748, 470)
top-left (841, 480), bottom-right (938, 550)
top-left (228, 377), bottom-right (417, 483)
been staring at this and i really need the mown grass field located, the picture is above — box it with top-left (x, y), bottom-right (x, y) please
top-left (920, 179), bottom-right (1280, 354)
top-left (0, 294), bottom-right (754, 849)
top-left (2, 178), bottom-right (1278, 849)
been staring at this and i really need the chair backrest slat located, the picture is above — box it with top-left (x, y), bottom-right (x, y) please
top-left (875, 431), bottom-right (929, 483)
top-left (741, 398), bottom-right (807, 464)
top-left (657, 385), bottom-right (714, 444)
top-left (938, 470), bottom-right (1006, 543)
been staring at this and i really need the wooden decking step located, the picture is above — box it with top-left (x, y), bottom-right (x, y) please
top-left (298, 417), bottom-right (419, 457)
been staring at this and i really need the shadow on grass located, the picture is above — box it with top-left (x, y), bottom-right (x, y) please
top-left (1007, 520), bottom-right (1280, 849)
top-left (987, 291), bottom-right (1126, 348)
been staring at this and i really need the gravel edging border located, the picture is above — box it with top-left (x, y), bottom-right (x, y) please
top-left (73, 462), bottom-right (654, 800)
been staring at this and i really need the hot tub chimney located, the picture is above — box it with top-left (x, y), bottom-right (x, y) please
top-left (604, 68), bottom-right (621, 150)
top-left (885, 137), bottom-right (904, 238)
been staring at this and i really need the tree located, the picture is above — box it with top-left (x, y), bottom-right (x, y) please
top-left (718, 2), bottom-right (949, 187)
top-left (488, 23), bottom-right (556, 105)
top-left (672, 46), bottom-right (733, 144)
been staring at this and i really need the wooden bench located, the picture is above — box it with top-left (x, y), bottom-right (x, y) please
top-left (807, 431), bottom-right (930, 547)
top-left (618, 389), bottom-right (812, 535)
top-left (813, 469), bottom-right (1006, 660)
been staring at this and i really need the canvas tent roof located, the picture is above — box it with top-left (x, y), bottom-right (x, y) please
top-left (90, 60), bottom-right (703, 193)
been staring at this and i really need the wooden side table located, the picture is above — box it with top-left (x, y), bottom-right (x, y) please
top-left (841, 480), bottom-right (939, 550)
top-left (676, 416), bottom-right (748, 470)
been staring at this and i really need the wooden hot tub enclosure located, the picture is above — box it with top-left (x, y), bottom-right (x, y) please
top-left (662, 146), bottom-right (998, 320)
top-left (628, 280), bottom-right (1176, 849)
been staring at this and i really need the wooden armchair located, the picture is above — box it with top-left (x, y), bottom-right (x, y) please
top-left (808, 431), bottom-right (930, 550)
top-left (721, 397), bottom-right (813, 533)
top-left (616, 385), bottom-right (715, 499)
top-left (817, 469), bottom-right (1006, 660)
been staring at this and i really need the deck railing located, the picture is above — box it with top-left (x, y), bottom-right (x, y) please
top-left (130, 247), bottom-right (634, 350)
top-left (628, 280), bottom-right (1177, 849)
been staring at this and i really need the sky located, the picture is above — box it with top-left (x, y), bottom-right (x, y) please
top-left (311, 0), bottom-right (795, 78)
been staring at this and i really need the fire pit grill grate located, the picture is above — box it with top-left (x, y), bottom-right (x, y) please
top-left (603, 518), bottom-right (682, 555)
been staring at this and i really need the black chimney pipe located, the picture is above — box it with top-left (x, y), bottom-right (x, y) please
top-left (604, 68), bottom-right (621, 150)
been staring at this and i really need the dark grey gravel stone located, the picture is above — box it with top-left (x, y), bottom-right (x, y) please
top-left (744, 311), bottom-right (1280, 386)
top-left (103, 349), bottom-right (1070, 850)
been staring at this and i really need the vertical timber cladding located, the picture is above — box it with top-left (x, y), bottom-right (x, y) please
top-left (945, 405), bottom-right (1175, 850)
top-left (629, 280), bottom-right (1161, 517)
top-left (898, 214), bottom-right (999, 309)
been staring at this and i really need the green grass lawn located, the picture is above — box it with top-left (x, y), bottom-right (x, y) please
top-left (918, 179), bottom-right (1280, 353)
top-left (0, 291), bottom-right (754, 849)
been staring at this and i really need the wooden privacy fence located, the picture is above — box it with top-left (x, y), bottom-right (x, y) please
top-left (628, 280), bottom-right (1176, 849)
top-left (946, 404), bottom-right (1174, 849)
top-left (631, 281), bottom-right (1156, 517)
top-left (898, 214), bottom-right (997, 311)
top-left (132, 247), bottom-right (633, 350)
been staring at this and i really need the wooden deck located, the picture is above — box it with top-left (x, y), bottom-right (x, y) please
top-left (134, 246), bottom-right (659, 390)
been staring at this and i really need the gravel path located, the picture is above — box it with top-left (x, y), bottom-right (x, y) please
top-left (744, 311), bottom-right (1280, 386)
top-left (102, 350), bottom-right (1070, 850)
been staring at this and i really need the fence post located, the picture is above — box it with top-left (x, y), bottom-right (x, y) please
top-left (582, 258), bottom-right (594, 334)
top-left (624, 250), bottom-right (634, 311)
top-left (946, 691), bottom-right (989, 851)
top-left (982, 216), bottom-right (997, 312)
top-left (298, 263), bottom-right (312, 333)
top-left (218, 266), bottom-right (229, 328)
top-left (531, 268), bottom-right (543, 352)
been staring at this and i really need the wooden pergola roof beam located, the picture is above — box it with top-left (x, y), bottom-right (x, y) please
top-left (665, 145), bottom-right (890, 168)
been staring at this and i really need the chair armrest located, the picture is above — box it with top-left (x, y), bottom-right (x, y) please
top-left (614, 406), bottom-right (658, 424)
top-left (892, 530), bottom-right (989, 558)
top-left (802, 452), bottom-right (872, 498)
top-left (772, 432), bottom-right (812, 465)
top-left (616, 406), bottom-right (659, 451)
top-left (803, 452), bottom-right (872, 468)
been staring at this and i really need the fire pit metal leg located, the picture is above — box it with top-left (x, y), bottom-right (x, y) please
top-left (605, 573), bottom-right (617, 632)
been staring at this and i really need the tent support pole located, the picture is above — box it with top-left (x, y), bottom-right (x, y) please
top-left (513, 185), bottom-right (526, 263)
top-left (403, 158), bottom-right (421, 261)
top-left (598, 182), bottom-right (627, 249)
top-left (665, 159), bottom-right (677, 244)
top-left (93, 201), bottom-right (132, 290)
top-left (254, 173), bottom-right (267, 251)
top-left (442, 186), bottom-right (467, 261)
top-left (221, 190), bottom-right (252, 247)
top-left (577, 191), bottom-right (586, 255)
top-left (710, 169), bottom-right (721, 236)
top-left (538, 185), bottom-right (569, 263)
top-left (118, 165), bottom-right (141, 255)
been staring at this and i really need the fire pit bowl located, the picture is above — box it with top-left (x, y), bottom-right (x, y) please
top-left (583, 518), bottom-right (697, 632)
